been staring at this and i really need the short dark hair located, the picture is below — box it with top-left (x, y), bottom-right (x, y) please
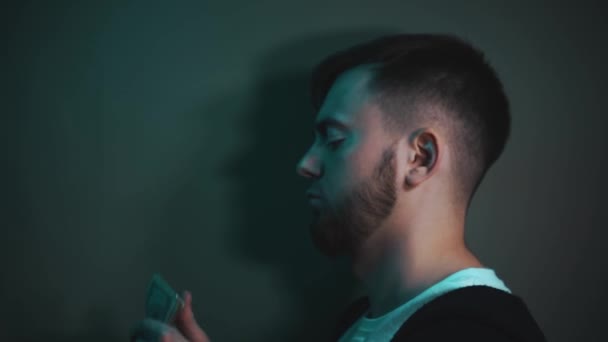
top-left (310, 34), bottom-right (511, 208)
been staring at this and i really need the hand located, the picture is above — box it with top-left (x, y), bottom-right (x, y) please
top-left (132, 291), bottom-right (211, 342)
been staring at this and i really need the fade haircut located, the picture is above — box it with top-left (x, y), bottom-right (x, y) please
top-left (310, 34), bottom-right (511, 208)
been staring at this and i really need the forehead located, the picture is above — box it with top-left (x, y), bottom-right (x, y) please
top-left (315, 65), bottom-right (376, 125)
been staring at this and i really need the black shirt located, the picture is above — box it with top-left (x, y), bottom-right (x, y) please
top-left (334, 285), bottom-right (547, 342)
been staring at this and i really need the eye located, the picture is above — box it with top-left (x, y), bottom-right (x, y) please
top-left (326, 138), bottom-right (345, 150)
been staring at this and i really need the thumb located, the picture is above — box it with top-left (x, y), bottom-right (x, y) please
top-left (175, 290), bottom-right (211, 342)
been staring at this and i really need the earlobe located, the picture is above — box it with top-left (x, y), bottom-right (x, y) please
top-left (404, 166), bottom-right (428, 189)
top-left (404, 174), bottom-right (415, 189)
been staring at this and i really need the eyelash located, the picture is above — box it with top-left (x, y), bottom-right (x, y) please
top-left (326, 138), bottom-right (345, 150)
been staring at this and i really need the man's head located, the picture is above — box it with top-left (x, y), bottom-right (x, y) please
top-left (296, 34), bottom-right (510, 258)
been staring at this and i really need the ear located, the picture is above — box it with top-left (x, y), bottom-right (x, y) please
top-left (404, 129), bottom-right (439, 189)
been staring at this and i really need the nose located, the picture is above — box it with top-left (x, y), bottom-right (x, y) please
top-left (296, 148), bottom-right (322, 179)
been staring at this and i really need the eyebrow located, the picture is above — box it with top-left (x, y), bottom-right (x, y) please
top-left (314, 117), bottom-right (350, 136)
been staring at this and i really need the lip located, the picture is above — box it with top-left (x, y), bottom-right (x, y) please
top-left (306, 189), bottom-right (323, 208)
top-left (307, 196), bottom-right (323, 208)
top-left (306, 190), bottom-right (322, 199)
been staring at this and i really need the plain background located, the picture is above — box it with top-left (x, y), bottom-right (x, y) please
top-left (2, 1), bottom-right (607, 341)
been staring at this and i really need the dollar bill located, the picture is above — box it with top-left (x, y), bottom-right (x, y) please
top-left (145, 273), bottom-right (185, 323)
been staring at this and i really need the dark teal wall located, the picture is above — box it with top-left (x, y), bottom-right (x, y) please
top-left (2, 1), bottom-right (606, 341)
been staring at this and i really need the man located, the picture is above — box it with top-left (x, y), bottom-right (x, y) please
top-left (132, 34), bottom-right (547, 341)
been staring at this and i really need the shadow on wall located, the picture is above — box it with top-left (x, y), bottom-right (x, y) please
top-left (7, 28), bottom-right (399, 342)
top-left (222, 30), bottom-right (396, 342)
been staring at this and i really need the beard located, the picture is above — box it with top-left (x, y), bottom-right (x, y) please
top-left (309, 146), bottom-right (397, 258)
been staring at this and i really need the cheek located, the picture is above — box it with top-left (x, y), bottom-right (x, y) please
top-left (324, 161), bottom-right (350, 193)
top-left (324, 133), bottom-right (381, 194)
top-left (321, 156), bottom-right (354, 200)
top-left (324, 150), bottom-right (365, 198)
top-left (347, 137), bottom-right (381, 180)
top-left (342, 156), bottom-right (366, 188)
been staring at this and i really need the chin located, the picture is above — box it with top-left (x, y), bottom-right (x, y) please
top-left (309, 222), bottom-right (351, 258)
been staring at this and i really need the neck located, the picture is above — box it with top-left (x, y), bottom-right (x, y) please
top-left (351, 206), bottom-right (483, 318)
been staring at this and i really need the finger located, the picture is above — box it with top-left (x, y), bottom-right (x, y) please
top-left (175, 291), bottom-right (211, 342)
top-left (130, 318), bottom-right (175, 342)
top-left (176, 290), bottom-right (197, 329)
top-left (178, 290), bottom-right (194, 321)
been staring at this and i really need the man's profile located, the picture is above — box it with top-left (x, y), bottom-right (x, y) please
top-left (131, 33), bottom-right (547, 342)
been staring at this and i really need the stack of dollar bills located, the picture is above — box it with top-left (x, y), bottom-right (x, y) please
top-left (145, 273), bottom-right (185, 323)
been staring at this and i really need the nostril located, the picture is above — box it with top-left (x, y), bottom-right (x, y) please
top-left (298, 168), bottom-right (313, 179)
top-left (297, 154), bottom-right (322, 179)
top-left (296, 164), bottom-right (307, 178)
top-left (297, 163), bottom-right (317, 179)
